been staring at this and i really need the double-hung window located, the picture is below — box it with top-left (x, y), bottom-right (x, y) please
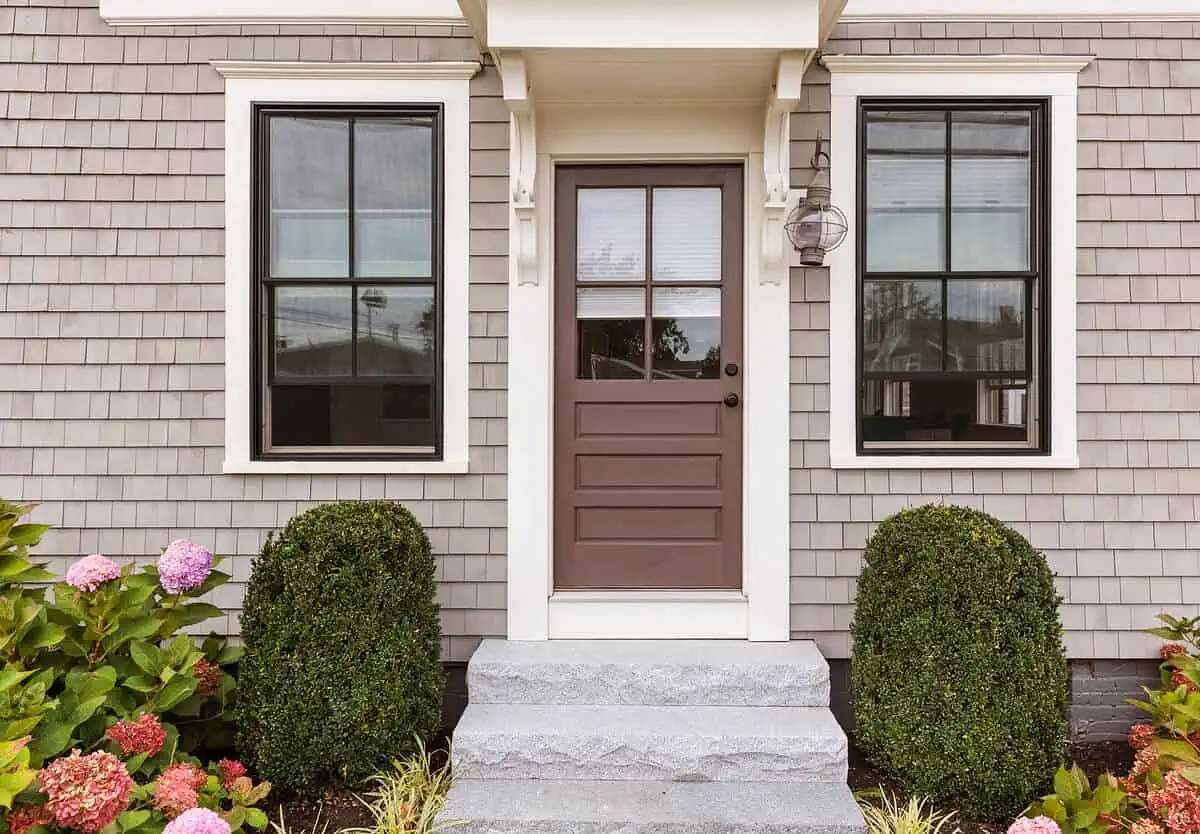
top-left (857, 101), bottom-right (1048, 454)
top-left (254, 105), bottom-right (443, 461)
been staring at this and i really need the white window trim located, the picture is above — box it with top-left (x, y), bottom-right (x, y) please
top-left (216, 60), bottom-right (479, 476)
top-left (823, 54), bottom-right (1089, 471)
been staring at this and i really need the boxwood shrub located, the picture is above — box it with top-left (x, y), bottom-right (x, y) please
top-left (851, 503), bottom-right (1069, 821)
top-left (236, 501), bottom-right (444, 790)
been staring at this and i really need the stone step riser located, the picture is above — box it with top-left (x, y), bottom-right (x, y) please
top-left (466, 640), bottom-right (831, 707)
top-left (469, 664), bottom-right (830, 707)
top-left (441, 779), bottom-right (867, 834)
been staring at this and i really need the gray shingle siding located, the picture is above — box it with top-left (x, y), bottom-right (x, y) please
top-left (790, 21), bottom-right (1200, 660)
top-left (0, 1), bottom-right (506, 662)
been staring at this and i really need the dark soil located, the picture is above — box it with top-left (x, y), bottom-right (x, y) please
top-left (848, 737), bottom-right (1134, 834)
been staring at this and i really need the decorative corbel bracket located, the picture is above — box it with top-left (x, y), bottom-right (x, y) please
top-left (761, 51), bottom-right (811, 286)
top-left (499, 50), bottom-right (538, 286)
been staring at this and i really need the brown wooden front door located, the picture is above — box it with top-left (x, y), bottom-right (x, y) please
top-left (554, 165), bottom-right (744, 590)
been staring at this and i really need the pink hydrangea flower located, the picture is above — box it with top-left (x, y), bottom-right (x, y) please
top-left (65, 554), bottom-right (121, 592)
top-left (154, 763), bottom-right (208, 819)
top-left (1148, 767), bottom-right (1200, 834)
top-left (9, 804), bottom-right (54, 834)
top-left (1130, 723), bottom-right (1157, 750)
top-left (39, 750), bottom-right (134, 834)
top-left (218, 759), bottom-right (248, 791)
top-left (1007, 817), bottom-right (1063, 834)
top-left (193, 659), bottom-right (223, 697)
top-left (1161, 643), bottom-right (1189, 660)
top-left (1132, 820), bottom-right (1166, 834)
top-left (158, 540), bottom-right (214, 594)
top-left (163, 808), bottom-right (232, 834)
top-left (106, 712), bottom-right (167, 756)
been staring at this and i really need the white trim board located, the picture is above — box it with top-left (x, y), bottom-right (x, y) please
top-left (100, 0), bottom-right (1200, 26)
top-left (505, 96), bottom-right (792, 643)
top-left (100, 0), bottom-right (465, 25)
top-left (822, 54), bottom-right (1085, 471)
top-left (217, 61), bottom-right (477, 476)
top-left (840, 0), bottom-right (1200, 21)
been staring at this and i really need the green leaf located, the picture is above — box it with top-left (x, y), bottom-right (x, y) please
top-left (25, 622), bottom-right (66, 649)
top-left (0, 666), bottom-right (32, 694)
top-left (1180, 767), bottom-right (1200, 787)
top-left (121, 675), bottom-right (159, 695)
top-left (178, 603), bottom-right (223, 627)
top-left (216, 645), bottom-right (245, 665)
top-left (1054, 767), bottom-right (1082, 802)
top-left (102, 617), bottom-right (161, 653)
top-left (76, 665), bottom-right (118, 699)
top-left (32, 720), bottom-right (74, 758)
top-left (171, 694), bottom-right (206, 718)
top-left (228, 806), bottom-right (246, 831)
top-left (124, 752), bottom-right (150, 775)
top-left (7, 523), bottom-right (51, 547)
top-left (165, 634), bottom-right (193, 669)
top-left (155, 677), bottom-right (197, 712)
top-left (65, 694), bottom-right (107, 726)
top-left (118, 811), bottom-right (152, 831)
top-left (1155, 738), bottom-right (1200, 765)
top-left (245, 809), bottom-right (269, 830)
top-left (130, 641), bottom-right (162, 677)
top-left (1072, 806), bottom-right (1099, 829)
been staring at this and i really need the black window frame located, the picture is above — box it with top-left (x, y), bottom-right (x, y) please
top-left (855, 98), bottom-right (1051, 456)
top-left (250, 102), bottom-right (446, 462)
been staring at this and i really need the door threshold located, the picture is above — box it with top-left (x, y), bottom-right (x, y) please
top-left (548, 590), bottom-right (749, 640)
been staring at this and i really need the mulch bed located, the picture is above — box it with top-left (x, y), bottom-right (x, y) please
top-left (848, 736), bottom-right (1134, 834)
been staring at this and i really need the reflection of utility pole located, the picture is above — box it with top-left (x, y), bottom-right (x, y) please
top-left (360, 289), bottom-right (387, 340)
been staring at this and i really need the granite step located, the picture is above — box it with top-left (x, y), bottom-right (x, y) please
top-left (451, 702), bottom-right (848, 783)
top-left (441, 779), bottom-right (865, 834)
top-left (466, 639), bottom-right (830, 707)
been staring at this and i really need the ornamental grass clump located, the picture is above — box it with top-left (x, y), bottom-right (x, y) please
top-left (237, 501), bottom-right (444, 791)
top-left (851, 504), bottom-right (1069, 821)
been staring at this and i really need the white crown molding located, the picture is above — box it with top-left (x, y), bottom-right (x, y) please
top-left (841, 0), bottom-right (1200, 20)
top-left (821, 54), bottom-right (1094, 75)
top-left (211, 60), bottom-right (481, 80)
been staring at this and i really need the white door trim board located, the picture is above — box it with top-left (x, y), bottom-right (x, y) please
top-left (216, 61), bottom-right (476, 475)
top-left (505, 57), bottom-right (793, 642)
top-left (822, 54), bottom-right (1087, 471)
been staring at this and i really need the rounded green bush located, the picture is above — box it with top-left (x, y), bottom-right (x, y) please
top-left (236, 501), bottom-right (444, 790)
top-left (851, 503), bottom-right (1068, 821)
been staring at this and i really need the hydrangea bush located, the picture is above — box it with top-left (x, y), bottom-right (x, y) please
top-left (0, 501), bottom-right (266, 834)
top-left (1017, 616), bottom-right (1200, 834)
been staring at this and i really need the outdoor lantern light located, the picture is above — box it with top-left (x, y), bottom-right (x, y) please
top-left (785, 134), bottom-right (848, 267)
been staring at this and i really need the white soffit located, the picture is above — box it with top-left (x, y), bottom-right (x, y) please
top-left (840, 0), bottom-right (1200, 20)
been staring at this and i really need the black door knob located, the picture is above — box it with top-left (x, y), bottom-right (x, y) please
top-left (724, 363), bottom-right (740, 377)
top-left (724, 393), bottom-right (740, 408)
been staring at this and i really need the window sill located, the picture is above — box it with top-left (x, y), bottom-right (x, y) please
top-left (222, 458), bottom-right (469, 475)
top-left (830, 453), bottom-right (1079, 470)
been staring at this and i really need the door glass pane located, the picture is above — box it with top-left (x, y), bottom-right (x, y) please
top-left (269, 117), bottom-right (349, 278)
top-left (861, 280), bottom-right (943, 372)
top-left (652, 188), bottom-right (722, 282)
top-left (577, 189), bottom-right (646, 282)
top-left (356, 285), bottom-right (436, 376)
top-left (652, 287), bottom-right (720, 380)
top-left (355, 118), bottom-right (434, 278)
top-left (951, 112), bottom-right (1031, 272)
top-left (273, 286), bottom-right (353, 378)
top-left (862, 377), bottom-right (1029, 444)
top-left (946, 280), bottom-right (1026, 372)
top-left (270, 384), bottom-right (435, 449)
top-left (865, 156), bottom-right (945, 272)
top-left (577, 287), bottom-right (646, 379)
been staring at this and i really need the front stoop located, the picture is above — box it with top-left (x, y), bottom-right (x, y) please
top-left (443, 640), bottom-right (865, 834)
